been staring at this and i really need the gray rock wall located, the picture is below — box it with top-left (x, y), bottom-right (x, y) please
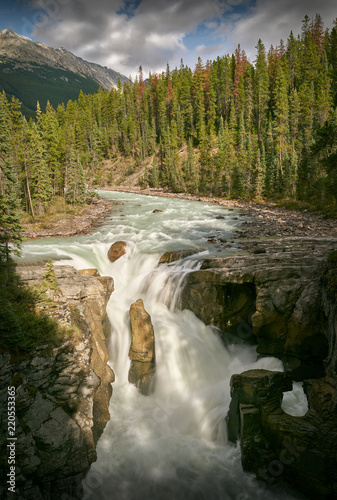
top-left (182, 238), bottom-right (336, 379)
top-left (0, 265), bottom-right (114, 499)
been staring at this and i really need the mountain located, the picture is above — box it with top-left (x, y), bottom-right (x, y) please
top-left (0, 29), bottom-right (129, 115)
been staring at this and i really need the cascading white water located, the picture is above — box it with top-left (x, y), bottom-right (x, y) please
top-left (21, 191), bottom-right (306, 500)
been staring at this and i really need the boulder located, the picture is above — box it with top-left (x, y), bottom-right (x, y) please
top-left (159, 249), bottom-right (199, 265)
top-left (107, 241), bottom-right (127, 262)
top-left (128, 299), bottom-right (155, 395)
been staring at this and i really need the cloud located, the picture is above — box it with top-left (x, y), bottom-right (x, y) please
top-left (196, 43), bottom-right (224, 56)
top-left (30, 0), bottom-right (225, 76)
top-left (29, 0), bottom-right (337, 78)
top-left (224, 0), bottom-right (337, 60)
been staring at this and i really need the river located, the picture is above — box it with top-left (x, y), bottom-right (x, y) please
top-left (22, 191), bottom-right (308, 500)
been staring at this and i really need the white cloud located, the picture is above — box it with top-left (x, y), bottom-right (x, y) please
top-left (196, 43), bottom-right (224, 56)
top-left (30, 0), bottom-right (337, 78)
top-left (226, 0), bottom-right (337, 61)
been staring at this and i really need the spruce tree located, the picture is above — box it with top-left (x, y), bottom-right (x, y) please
top-left (150, 155), bottom-right (159, 188)
top-left (0, 93), bottom-right (21, 267)
top-left (273, 66), bottom-right (289, 189)
top-left (27, 122), bottom-right (53, 214)
top-left (66, 149), bottom-right (86, 204)
top-left (254, 39), bottom-right (269, 138)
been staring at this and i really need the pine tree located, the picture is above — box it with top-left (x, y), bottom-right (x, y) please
top-left (254, 39), bottom-right (269, 138)
top-left (193, 59), bottom-right (206, 141)
top-left (289, 88), bottom-right (300, 143)
top-left (150, 155), bottom-right (159, 188)
top-left (27, 122), bottom-right (53, 214)
top-left (264, 117), bottom-right (277, 195)
top-left (66, 149), bottom-right (86, 204)
top-left (315, 51), bottom-right (333, 127)
top-left (185, 136), bottom-right (194, 179)
top-left (198, 133), bottom-right (213, 194)
top-left (286, 31), bottom-right (301, 90)
top-left (328, 19), bottom-right (337, 105)
top-left (255, 144), bottom-right (266, 199)
top-left (0, 93), bottom-right (21, 267)
top-left (273, 66), bottom-right (289, 189)
top-left (42, 101), bottom-right (63, 197)
top-left (218, 120), bottom-right (236, 197)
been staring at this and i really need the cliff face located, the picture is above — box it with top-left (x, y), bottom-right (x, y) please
top-left (227, 369), bottom-right (337, 500)
top-left (0, 264), bottom-right (114, 499)
top-left (322, 255), bottom-right (337, 379)
top-left (182, 238), bottom-right (336, 380)
top-left (181, 238), bottom-right (337, 499)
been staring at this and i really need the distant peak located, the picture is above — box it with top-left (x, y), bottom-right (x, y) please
top-left (0, 29), bottom-right (32, 42)
top-left (1, 29), bottom-right (14, 35)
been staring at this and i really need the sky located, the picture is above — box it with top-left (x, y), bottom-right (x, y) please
top-left (0, 0), bottom-right (336, 78)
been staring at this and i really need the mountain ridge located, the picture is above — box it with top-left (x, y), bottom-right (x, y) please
top-left (0, 29), bottom-right (129, 114)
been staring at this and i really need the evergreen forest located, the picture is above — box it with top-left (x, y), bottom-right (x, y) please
top-left (1, 14), bottom-right (337, 265)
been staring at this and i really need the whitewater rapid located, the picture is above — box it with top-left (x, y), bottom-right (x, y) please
top-left (21, 191), bottom-right (307, 500)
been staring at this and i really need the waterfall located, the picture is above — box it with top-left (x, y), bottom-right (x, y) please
top-left (21, 191), bottom-right (305, 500)
top-left (82, 248), bottom-right (301, 500)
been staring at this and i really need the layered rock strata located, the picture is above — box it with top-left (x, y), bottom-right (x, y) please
top-left (0, 264), bottom-right (114, 499)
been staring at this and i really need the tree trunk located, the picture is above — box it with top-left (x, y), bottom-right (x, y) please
top-left (24, 158), bottom-right (35, 218)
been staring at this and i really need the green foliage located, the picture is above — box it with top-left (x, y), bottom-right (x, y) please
top-left (0, 262), bottom-right (71, 353)
top-left (328, 250), bottom-right (337, 264)
top-left (41, 260), bottom-right (60, 292)
top-left (0, 60), bottom-right (100, 116)
top-left (0, 93), bottom-right (22, 265)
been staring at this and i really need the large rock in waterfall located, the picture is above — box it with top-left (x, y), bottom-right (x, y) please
top-left (128, 299), bottom-right (156, 395)
top-left (108, 241), bottom-right (127, 262)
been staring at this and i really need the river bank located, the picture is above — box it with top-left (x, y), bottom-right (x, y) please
top-left (23, 187), bottom-right (337, 241)
top-left (22, 198), bottom-right (119, 239)
top-left (105, 187), bottom-right (337, 240)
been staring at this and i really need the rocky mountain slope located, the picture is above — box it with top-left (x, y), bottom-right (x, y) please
top-left (0, 29), bottom-right (128, 114)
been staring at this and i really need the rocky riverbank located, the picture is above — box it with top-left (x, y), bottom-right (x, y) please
top-left (22, 198), bottom-right (118, 239)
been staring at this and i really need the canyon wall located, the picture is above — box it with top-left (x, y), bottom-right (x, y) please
top-left (0, 264), bottom-right (114, 499)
